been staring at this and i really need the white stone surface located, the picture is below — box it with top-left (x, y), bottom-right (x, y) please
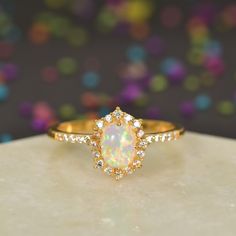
top-left (0, 132), bottom-right (236, 236)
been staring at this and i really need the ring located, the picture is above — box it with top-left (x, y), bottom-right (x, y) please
top-left (48, 107), bottom-right (184, 180)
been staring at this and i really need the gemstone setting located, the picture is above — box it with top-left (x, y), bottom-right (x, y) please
top-left (91, 107), bottom-right (147, 180)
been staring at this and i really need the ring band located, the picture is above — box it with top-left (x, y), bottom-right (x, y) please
top-left (48, 119), bottom-right (184, 144)
top-left (48, 107), bottom-right (184, 180)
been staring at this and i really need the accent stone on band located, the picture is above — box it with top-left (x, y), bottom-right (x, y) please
top-left (145, 131), bottom-right (180, 144)
top-left (55, 133), bottom-right (90, 144)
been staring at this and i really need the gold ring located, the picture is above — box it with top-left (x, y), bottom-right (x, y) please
top-left (48, 107), bottom-right (184, 180)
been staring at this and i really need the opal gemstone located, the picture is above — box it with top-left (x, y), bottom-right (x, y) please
top-left (101, 123), bottom-right (136, 168)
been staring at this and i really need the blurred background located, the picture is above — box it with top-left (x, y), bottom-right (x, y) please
top-left (0, 0), bottom-right (236, 143)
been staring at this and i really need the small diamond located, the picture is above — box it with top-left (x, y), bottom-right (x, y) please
top-left (154, 135), bottom-right (159, 142)
top-left (105, 114), bottom-right (112, 122)
top-left (115, 171), bottom-right (123, 180)
top-left (69, 135), bottom-right (77, 143)
top-left (90, 141), bottom-right (97, 147)
top-left (104, 167), bottom-right (113, 175)
top-left (57, 134), bottom-right (63, 141)
top-left (124, 167), bottom-right (134, 174)
top-left (167, 133), bottom-right (173, 141)
top-left (133, 120), bottom-right (141, 128)
top-left (95, 160), bottom-right (104, 168)
top-left (139, 140), bottom-right (147, 148)
top-left (124, 114), bottom-right (133, 122)
top-left (137, 150), bottom-right (145, 158)
top-left (78, 136), bottom-right (90, 144)
top-left (146, 136), bottom-right (153, 143)
top-left (76, 136), bottom-right (82, 143)
top-left (63, 134), bottom-right (69, 142)
top-left (137, 129), bottom-right (144, 137)
top-left (93, 151), bottom-right (100, 158)
top-left (133, 160), bottom-right (142, 168)
top-left (96, 120), bottom-right (104, 129)
top-left (161, 134), bottom-right (166, 142)
top-left (113, 109), bottom-right (122, 118)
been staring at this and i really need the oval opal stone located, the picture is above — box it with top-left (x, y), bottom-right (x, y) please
top-left (101, 123), bottom-right (136, 168)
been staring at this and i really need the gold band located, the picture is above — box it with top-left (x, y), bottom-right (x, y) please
top-left (48, 119), bottom-right (185, 144)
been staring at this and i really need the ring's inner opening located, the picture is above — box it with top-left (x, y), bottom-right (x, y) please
top-left (56, 120), bottom-right (176, 135)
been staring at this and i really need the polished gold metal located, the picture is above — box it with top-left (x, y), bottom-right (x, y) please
top-left (48, 119), bottom-right (184, 142)
top-left (48, 107), bottom-right (184, 180)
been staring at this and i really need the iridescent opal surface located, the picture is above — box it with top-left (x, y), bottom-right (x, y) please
top-left (101, 123), bottom-right (136, 168)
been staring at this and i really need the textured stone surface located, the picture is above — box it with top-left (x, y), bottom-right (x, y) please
top-left (0, 132), bottom-right (236, 236)
top-left (101, 123), bottom-right (136, 168)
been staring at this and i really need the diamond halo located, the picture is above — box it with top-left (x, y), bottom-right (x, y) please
top-left (90, 107), bottom-right (147, 180)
